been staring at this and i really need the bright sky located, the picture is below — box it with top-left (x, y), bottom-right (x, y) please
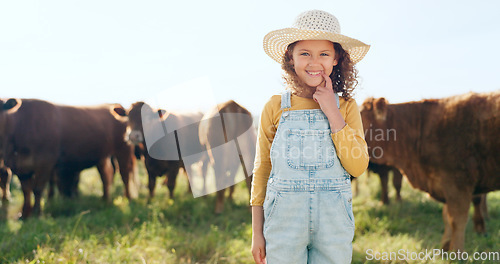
top-left (1, 0), bottom-right (499, 115)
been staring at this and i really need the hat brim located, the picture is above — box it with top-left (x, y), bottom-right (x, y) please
top-left (263, 28), bottom-right (370, 64)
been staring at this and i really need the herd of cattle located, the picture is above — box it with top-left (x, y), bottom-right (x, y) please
top-left (1, 90), bottom-right (499, 252)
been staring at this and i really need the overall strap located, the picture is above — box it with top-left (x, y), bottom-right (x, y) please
top-left (281, 90), bottom-right (292, 110)
top-left (335, 93), bottom-right (340, 109)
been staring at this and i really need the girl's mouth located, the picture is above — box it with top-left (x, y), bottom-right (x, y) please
top-left (306, 71), bottom-right (323, 77)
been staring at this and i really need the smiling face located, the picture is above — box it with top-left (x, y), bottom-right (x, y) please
top-left (291, 40), bottom-right (338, 88)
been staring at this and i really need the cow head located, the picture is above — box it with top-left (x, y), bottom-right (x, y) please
top-left (360, 97), bottom-right (395, 163)
top-left (112, 102), bottom-right (168, 145)
top-left (361, 97), bottom-right (388, 123)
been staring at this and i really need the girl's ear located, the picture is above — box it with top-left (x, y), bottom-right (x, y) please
top-left (286, 50), bottom-right (294, 65)
top-left (333, 50), bottom-right (340, 66)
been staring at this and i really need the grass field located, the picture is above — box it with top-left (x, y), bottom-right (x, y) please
top-left (0, 163), bottom-right (499, 264)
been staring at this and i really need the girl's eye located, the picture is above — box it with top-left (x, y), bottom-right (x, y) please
top-left (300, 52), bottom-right (310, 56)
top-left (320, 53), bottom-right (329, 56)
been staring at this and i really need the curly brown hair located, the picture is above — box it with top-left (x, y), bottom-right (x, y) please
top-left (282, 41), bottom-right (359, 100)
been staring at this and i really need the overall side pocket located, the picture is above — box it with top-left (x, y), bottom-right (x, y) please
top-left (263, 188), bottom-right (280, 233)
top-left (340, 190), bottom-right (355, 228)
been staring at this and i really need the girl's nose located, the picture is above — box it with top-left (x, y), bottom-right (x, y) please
top-left (308, 55), bottom-right (321, 65)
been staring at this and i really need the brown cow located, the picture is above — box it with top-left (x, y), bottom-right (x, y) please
top-left (198, 100), bottom-right (256, 213)
top-left (360, 91), bottom-right (500, 251)
top-left (0, 99), bottom-right (13, 204)
top-left (0, 98), bottom-right (137, 218)
top-left (113, 102), bottom-right (207, 200)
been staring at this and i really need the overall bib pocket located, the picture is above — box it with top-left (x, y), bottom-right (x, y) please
top-left (286, 129), bottom-right (336, 170)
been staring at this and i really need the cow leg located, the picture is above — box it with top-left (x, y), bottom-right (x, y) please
top-left (32, 185), bottom-right (44, 217)
top-left (184, 162), bottom-right (205, 195)
top-left (19, 176), bottom-right (34, 219)
top-left (31, 166), bottom-right (54, 216)
top-left (227, 163), bottom-right (239, 203)
top-left (165, 166), bottom-right (179, 200)
top-left (442, 191), bottom-right (471, 251)
top-left (185, 173), bottom-right (193, 194)
top-left (0, 167), bottom-right (12, 202)
top-left (116, 145), bottom-right (137, 200)
top-left (480, 193), bottom-right (489, 220)
top-left (471, 194), bottom-right (487, 235)
top-left (200, 159), bottom-right (209, 196)
top-left (97, 158), bottom-right (114, 202)
top-left (378, 170), bottom-right (390, 205)
top-left (56, 167), bottom-right (80, 198)
top-left (215, 189), bottom-right (225, 214)
top-left (392, 169), bottom-right (403, 202)
top-left (213, 157), bottom-right (227, 214)
top-left (184, 163), bottom-right (194, 187)
top-left (148, 174), bottom-right (157, 200)
top-left (0, 195), bottom-right (8, 220)
top-left (441, 204), bottom-right (452, 251)
top-left (227, 186), bottom-right (235, 202)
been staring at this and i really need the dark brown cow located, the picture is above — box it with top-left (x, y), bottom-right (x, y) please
top-left (367, 162), bottom-right (403, 204)
top-left (360, 91), bottom-right (500, 251)
top-left (113, 102), bottom-right (207, 200)
top-left (198, 100), bottom-right (256, 213)
top-left (0, 98), bottom-right (137, 218)
top-left (0, 160), bottom-right (11, 202)
top-left (0, 99), bottom-right (13, 204)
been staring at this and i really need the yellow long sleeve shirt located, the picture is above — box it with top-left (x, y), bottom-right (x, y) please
top-left (250, 93), bottom-right (369, 206)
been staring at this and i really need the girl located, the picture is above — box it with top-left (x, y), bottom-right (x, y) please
top-left (251, 10), bottom-right (370, 264)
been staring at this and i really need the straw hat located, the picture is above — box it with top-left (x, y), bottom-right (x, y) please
top-left (263, 10), bottom-right (370, 64)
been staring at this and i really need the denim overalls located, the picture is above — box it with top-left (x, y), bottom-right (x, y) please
top-left (263, 91), bottom-right (354, 264)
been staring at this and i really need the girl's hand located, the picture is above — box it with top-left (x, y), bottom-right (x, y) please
top-left (313, 73), bottom-right (339, 117)
top-left (313, 73), bottom-right (346, 132)
top-left (251, 232), bottom-right (266, 264)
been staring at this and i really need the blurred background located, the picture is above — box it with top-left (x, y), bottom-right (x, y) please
top-left (1, 0), bottom-right (499, 114)
top-left (1, 1), bottom-right (499, 263)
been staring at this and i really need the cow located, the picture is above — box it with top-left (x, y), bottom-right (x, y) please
top-left (198, 100), bottom-right (256, 214)
top-left (0, 98), bottom-right (138, 218)
top-left (366, 162), bottom-right (403, 204)
top-left (113, 102), bottom-right (208, 200)
top-left (0, 160), bottom-right (11, 202)
top-left (360, 91), bottom-right (500, 251)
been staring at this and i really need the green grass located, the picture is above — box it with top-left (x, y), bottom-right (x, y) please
top-left (0, 165), bottom-right (499, 263)
top-left (351, 172), bottom-right (500, 264)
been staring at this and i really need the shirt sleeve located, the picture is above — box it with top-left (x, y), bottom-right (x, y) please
top-left (331, 99), bottom-right (369, 177)
top-left (250, 98), bottom-right (277, 206)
